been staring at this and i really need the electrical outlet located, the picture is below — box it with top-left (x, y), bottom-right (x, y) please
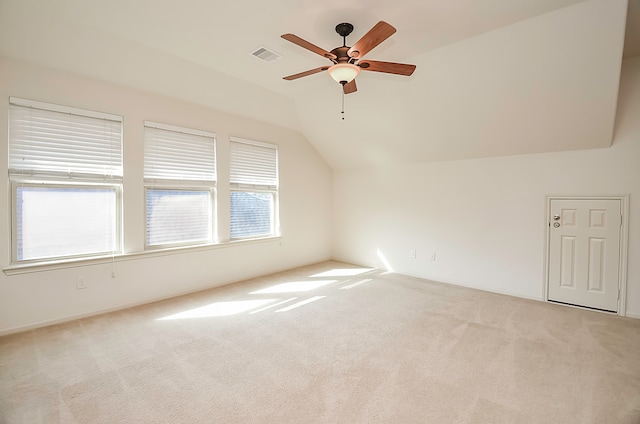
top-left (76, 277), bottom-right (87, 290)
top-left (410, 249), bottom-right (416, 259)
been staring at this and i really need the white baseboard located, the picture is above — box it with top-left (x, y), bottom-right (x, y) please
top-left (0, 285), bottom-right (215, 337)
top-left (0, 259), bottom-right (329, 337)
top-left (397, 270), bottom-right (544, 302)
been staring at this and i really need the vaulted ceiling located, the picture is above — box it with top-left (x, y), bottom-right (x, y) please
top-left (0, 0), bottom-right (636, 169)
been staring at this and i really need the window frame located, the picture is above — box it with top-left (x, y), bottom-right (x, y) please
top-left (229, 137), bottom-right (280, 241)
top-left (10, 179), bottom-right (123, 264)
top-left (143, 185), bottom-right (217, 249)
top-left (8, 97), bottom-right (123, 265)
top-left (143, 121), bottom-right (217, 250)
top-left (229, 187), bottom-right (279, 240)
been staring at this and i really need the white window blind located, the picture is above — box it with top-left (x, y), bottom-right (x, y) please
top-left (229, 138), bottom-right (278, 188)
top-left (144, 122), bottom-right (216, 182)
top-left (9, 97), bottom-right (123, 180)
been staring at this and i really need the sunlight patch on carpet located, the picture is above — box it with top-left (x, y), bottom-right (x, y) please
top-left (309, 268), bottom-right (374, 278)
top-left (250, 280), bottom-right (336, 294)
top-left (275, 296), bottom-right (325, 312)
top-left (249, 297), bottom-right (298, 314)
top-left (157, 299), bottom-right (277, 320)
top-left (340, 278), bottom-right (373, 289)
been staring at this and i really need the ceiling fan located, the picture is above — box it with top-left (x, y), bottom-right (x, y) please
top-left (281, 21), bottom-right (416, 94)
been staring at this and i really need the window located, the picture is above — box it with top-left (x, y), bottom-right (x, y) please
top-left (144, 121), bottom-right (216, 248)
top-left (229, 137), bottom-right (279, 239)
top-left (8, 97), bottom-right (123, 263)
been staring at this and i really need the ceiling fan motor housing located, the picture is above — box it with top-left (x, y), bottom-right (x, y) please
top-left (330, 46), bottom-right (351, 63)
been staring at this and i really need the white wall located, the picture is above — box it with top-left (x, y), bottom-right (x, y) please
top-left (333, 56), bottom-right (640, 318)
top-left (0, 59), bottom-right (333, 335)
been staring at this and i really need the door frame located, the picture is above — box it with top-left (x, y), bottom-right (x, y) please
top-left (543, 195), bottom-right (629, 316)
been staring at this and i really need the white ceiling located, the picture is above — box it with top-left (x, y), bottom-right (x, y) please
top-left (0, 0), bottom-right (637, 169)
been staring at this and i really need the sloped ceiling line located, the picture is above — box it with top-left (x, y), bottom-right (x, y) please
top-left (0, 0), bottom-right (633, 169)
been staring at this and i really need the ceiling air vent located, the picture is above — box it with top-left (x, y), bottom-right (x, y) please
top-left (251, 46), bottom-right (282, 63)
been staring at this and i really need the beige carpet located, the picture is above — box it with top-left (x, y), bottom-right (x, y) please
top-left (1, 261), bottom-right (640, 423)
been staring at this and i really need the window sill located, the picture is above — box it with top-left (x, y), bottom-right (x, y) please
top-left (3, 235), bottom-right (282, 276)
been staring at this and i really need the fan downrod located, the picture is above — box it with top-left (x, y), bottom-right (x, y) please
top-left (335, 23), bottom-right (354, 47)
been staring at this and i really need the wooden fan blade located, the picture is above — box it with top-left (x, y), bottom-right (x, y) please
top-left (281, 34), bottom-right (337, 60)
top-left (347, 21), bottom-right (396, 59)
top-left (343, 79), bottom-right (357, 94)
top-left (358, 60), bottom-right (416, 76)
top-left (283, 66), bottom-right (329, 81)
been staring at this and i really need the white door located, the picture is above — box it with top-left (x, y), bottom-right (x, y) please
top-left (547, 198), bottom-right (621, 312)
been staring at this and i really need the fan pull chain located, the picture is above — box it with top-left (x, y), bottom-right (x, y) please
top-left (341, 89), bottom-right (345, 120)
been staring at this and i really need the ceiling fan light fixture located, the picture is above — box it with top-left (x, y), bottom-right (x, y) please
top-left (328, 63), bottom-right (360, 84)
